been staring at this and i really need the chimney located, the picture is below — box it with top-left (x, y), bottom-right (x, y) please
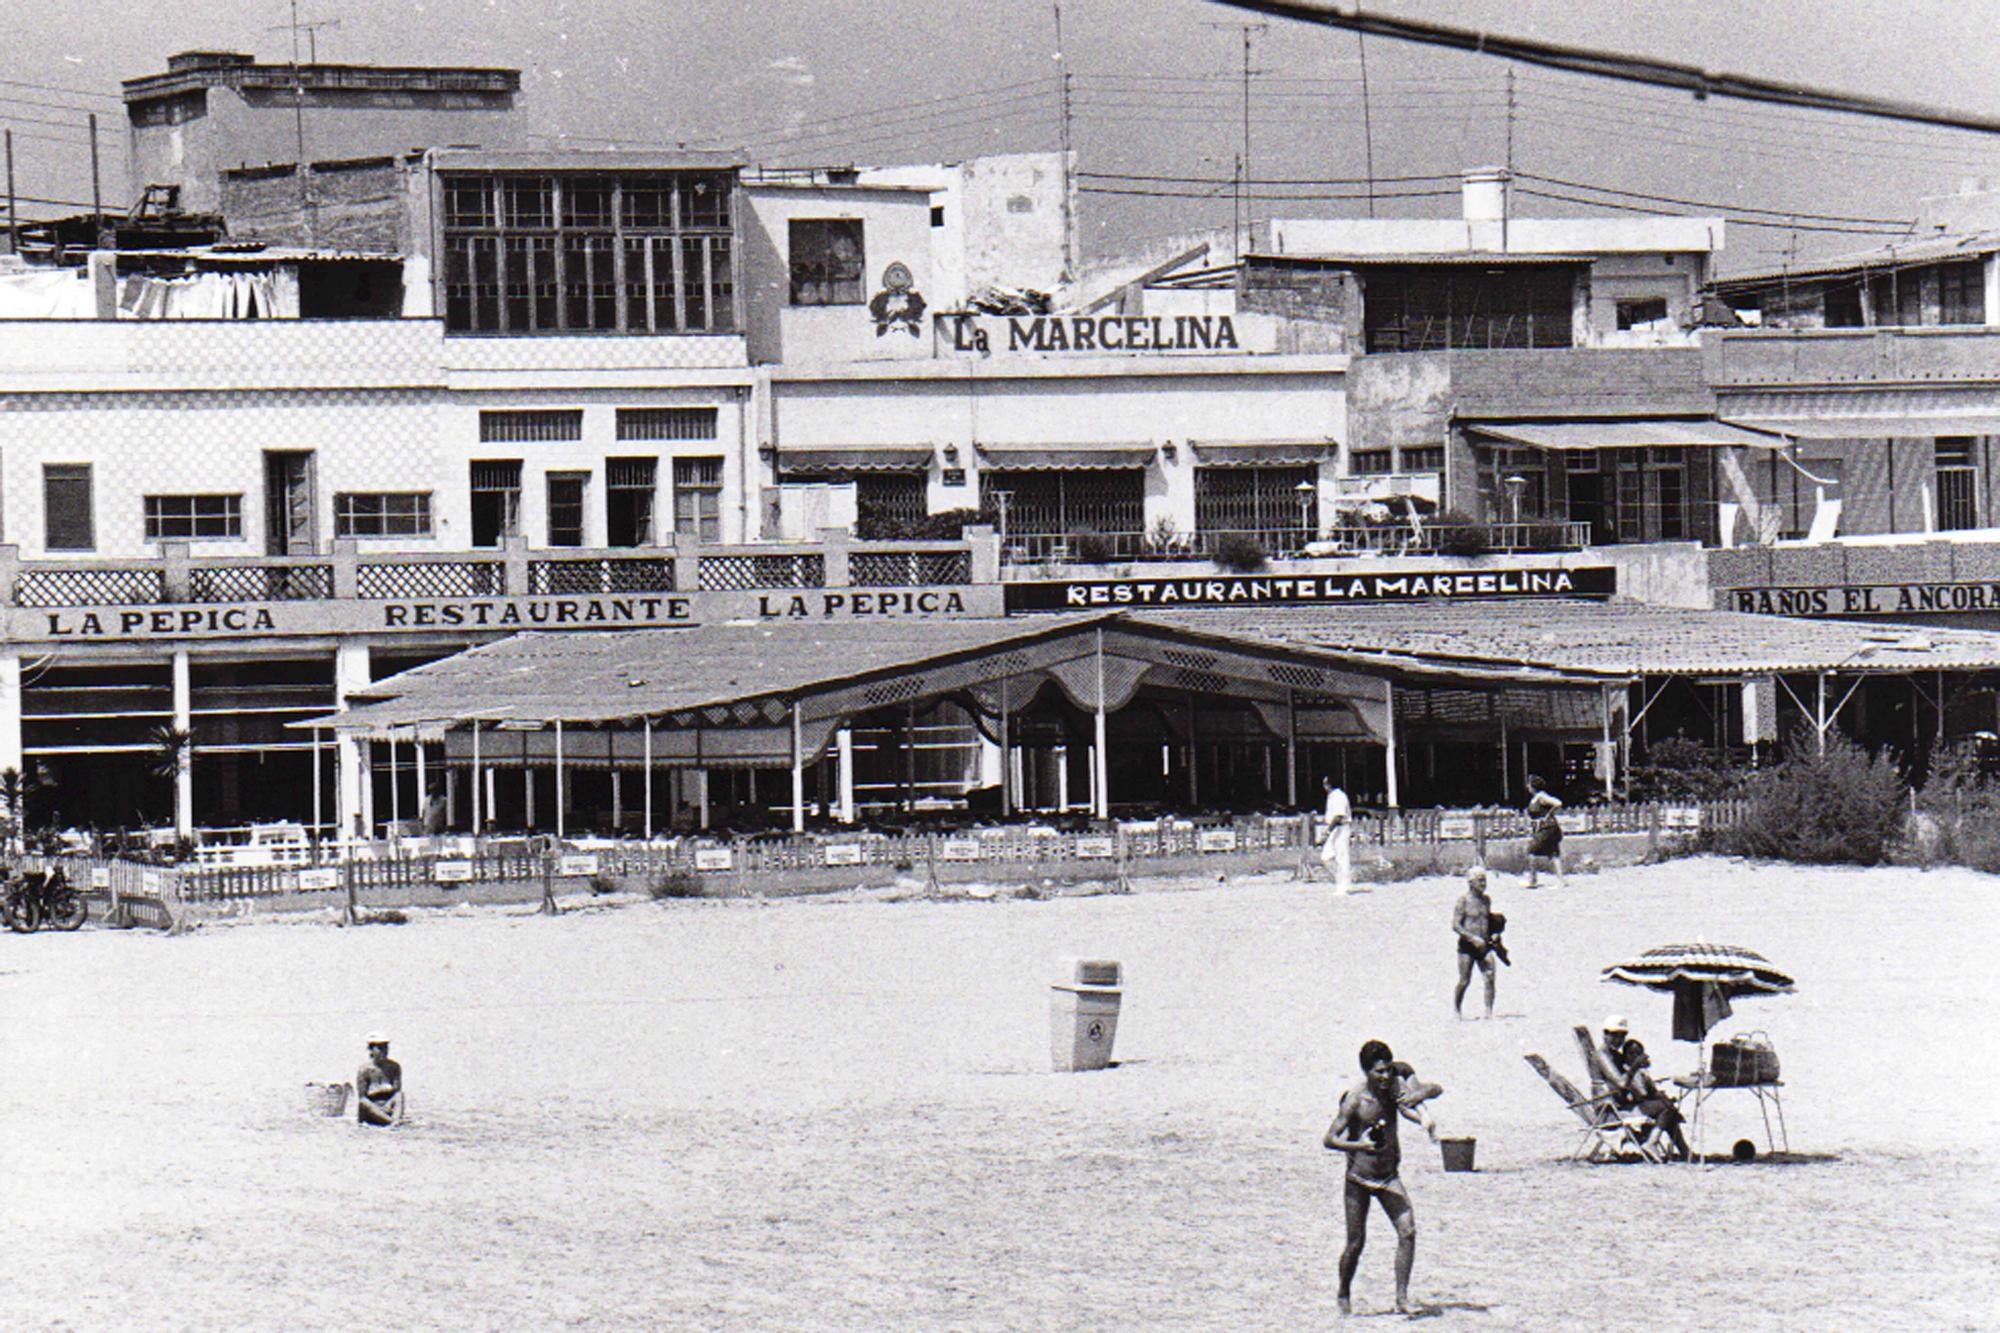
top-left (1462, 166), bottom-right (1509, 252)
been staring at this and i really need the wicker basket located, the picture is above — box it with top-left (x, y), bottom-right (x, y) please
top-left (304, 1081), bottom-right (352, 1117)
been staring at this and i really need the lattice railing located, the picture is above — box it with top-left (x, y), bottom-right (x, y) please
top-left (355, 561), bottom-right (504, 599)
top-left (698, 553), bottom-right (825, 590)
top-left (528, 557), bottom-right (676, 595)
top-left (849, 550), bottom-right (973, 586)
top-left (13, 567), bottom-right (165, 607)
top-left (187, 564), bottom-right (334, 603)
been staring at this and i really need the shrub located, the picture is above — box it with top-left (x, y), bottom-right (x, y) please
top-left (1916, 742), bottom-right (2000, 873)
top-left (1432, 508), bottom-right (1490, 557)
top-left (1721, 730), bottom-right (1907, 865)
top-left (1144, 516), bottom-right (1186, 557)
top-left (1068, 528), bottom-right (1114, 564)
top-left (1628, 736), bottom-right (1742, 802)
top-left (1210, 532), bottom-right (1268, 573)
top-left (649, 869), bottom-right (705, 900)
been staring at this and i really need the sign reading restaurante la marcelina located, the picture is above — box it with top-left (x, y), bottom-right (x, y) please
top-left (1006, 565), bottom-right (1618, 612)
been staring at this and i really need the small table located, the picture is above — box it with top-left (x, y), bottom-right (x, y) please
top-left (1672, 1072), bottom-right (1788, 1160)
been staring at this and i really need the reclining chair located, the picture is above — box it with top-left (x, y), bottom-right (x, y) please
top-left (1520, 1028), bottom-right (1667, 1165)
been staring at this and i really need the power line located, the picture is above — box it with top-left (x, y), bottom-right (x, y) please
top-left (1515, 171), bottom-right (1915, 228)
top-left (1512, 185), bottom-right (1909, 236)
top-left (1080, 169), bottom-right (1456, 185)
top-left (1207, 0), bottom-right (2000, 136)
top-left (0, 75), bottom-right (120, 103)
top-left (1080, 183), bottom-right (1457, 202)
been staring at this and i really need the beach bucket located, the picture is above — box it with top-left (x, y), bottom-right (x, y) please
top-left (1439, 1136), bottom-right (1477, 1172)
top-left (305, 1081), bottom-right (351, 1117)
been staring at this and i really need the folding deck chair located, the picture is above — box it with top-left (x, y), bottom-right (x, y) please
top-left (1522, 1049), bottom-right (1666, 1164)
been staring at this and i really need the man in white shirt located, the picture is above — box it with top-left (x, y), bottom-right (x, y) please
top-left (1319, 775), bottom-right (1354, 894)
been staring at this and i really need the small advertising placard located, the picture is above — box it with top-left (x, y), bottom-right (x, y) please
top-left (693, 847), bottom-right (735, 872)
top-left (141, 870), bottom-right (162, 896)
top-left (90, 867), bottom-right (111, 888)
top-left (435, 860), bottom-right (474, 883)
top-left (1198, 828), bottom-right (1239, 853)
top-left (940, 839), bottom-right (985, 862)
top-left (1437, 814), bottom-right (1477, 841)
top-left (1074, 836), bottom-right (1116, 860)
top-left (823, 844), bottom-right (864, 867)
top-left (298, 867), bottom-right (340, 891)
top-left (557, 854), bottom-right (600, 878)
top-left (1664, 806), bottom-right (1703, 831)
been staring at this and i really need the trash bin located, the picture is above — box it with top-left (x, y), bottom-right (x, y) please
top-left (1050, 957), bottom-right (1122, 1072)
top-left (1439, 1136), bottom-right (1477, 1172)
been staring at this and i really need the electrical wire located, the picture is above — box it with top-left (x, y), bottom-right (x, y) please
top-left (0, 75), bottom-right (119, 103)
top-left (1080, 170), bottom-right (1456, 186)
top-left (1514, 172), bottom-right (1913, 228)
top-left (1079, 183), bottom-right (1458, 203)
top-left (1513, 184), bottom-right (1911, 237)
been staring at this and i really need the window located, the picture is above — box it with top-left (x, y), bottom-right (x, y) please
top-left (1615, 297), bottom-right (1671, 331)
top-left (616, 407), bottom-right (719, 440)
top-left (1870, 272), bottom-right (1923, 327)
top-left (979, 469), bottom-right (1144, 538)
top-left (481, 410), bottom-right (583, 443)
top-left (547, 472), bottom-right (588, 547)
top-left (145, 494), bottom-right (243, 540)
top-left (1936, 436), bottom-right (1980, 531)
top-left (1363, 263), bottom-right (1577, 351)
top-left (1348, 448), bottom-right (1394, 475)
top-left (671, 456), bottom-right (723, 543)
top-left (43, 464), bottom-right (93, 551)
top-left (441, 170), bottom-right (736, 334)
top-left (608, 456), bottom-right (659, 546)
top-left (789, 219), bottom-right (865, 305)
top-left (1823, 282), bottom-right (1864, 328)
top-left (335, 493), bottom-right (432, 537)
top-left (470, 461), bottom-right (523, 547)
top-left (1194, 466), bottom-right (1315, 537)
top-left (1399, 445), bottom-right (1445, 473)
top-left (1940, 262), bottom-right (1985, 325)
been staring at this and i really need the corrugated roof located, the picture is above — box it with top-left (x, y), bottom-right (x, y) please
top-left (1143, 601), bottom-right (2000, 676)
top-left (318, 615), bottom-right (1115, 730)
top-left (1712, 230), bottom-right (2000, 290)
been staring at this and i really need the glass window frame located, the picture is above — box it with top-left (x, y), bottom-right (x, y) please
top-left (334, 492), bottom-right (433, 538)
top-left (144, 493), bottom-right (243, 541)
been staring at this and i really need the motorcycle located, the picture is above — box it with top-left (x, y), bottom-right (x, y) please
top-left (1, 866), bottom-right (87, 933)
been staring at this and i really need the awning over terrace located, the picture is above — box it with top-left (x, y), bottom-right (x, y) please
top-left (975, 441), bottom-right (1157, 469)
top-left (1187, 438), bottom-right (1340, 465)
top-left (775, 443), bottom-right (935, 472)
top-left (297, 611), bottom-right (1605, 828)
top-left (1466, 420), bottom-right (1789, 450)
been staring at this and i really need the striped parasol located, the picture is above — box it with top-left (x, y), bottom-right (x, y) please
top-left (1601, 942), bottom-right (1795, 996)
top-left (1602, 943), bottom-right (1794, 1042)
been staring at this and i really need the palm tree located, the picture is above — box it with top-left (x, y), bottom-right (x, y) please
top-left (0, 765), bottom-right (47, 853)
top-left (147, 725), bottom-right (194, 836)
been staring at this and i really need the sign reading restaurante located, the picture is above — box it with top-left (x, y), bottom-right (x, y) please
top-left (1007, 566), bottom-right (1617, 612)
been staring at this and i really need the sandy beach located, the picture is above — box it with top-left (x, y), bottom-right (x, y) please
top-left (2, 855), bottom-right (1996, 1331)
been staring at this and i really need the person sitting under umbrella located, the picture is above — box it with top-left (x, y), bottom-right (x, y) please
top-left (1618, 1039), bottom-right (1692, 1160)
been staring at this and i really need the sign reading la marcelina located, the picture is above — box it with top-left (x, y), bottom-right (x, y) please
top-left (937, 311), bottom-right (1248, 355)
top-left (1006, 566), bottom-right (1617, 612)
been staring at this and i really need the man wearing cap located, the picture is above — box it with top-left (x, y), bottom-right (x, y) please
top-left (1451, 866), bottom-right (1498, 1020)
top-left (355, 1033), bottom-right (404, 1127)
top-left (1593, 1017), bottom-right (1634, 1101)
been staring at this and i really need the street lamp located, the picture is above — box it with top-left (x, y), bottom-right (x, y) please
top-left (1294, 480), bottom-right (1317, 549)
top-left (991, 489), bottom-right (1013, 554)
top-left (1503, 474), bottom-right (1528, 525)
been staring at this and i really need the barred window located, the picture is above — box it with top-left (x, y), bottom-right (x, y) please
top-left (616, 407), bottom-right (719, 440)
top-left (480, 410), bottom-right (583, 443)
top-left (145, 494), bottom-right (243, 540)
top-left (335, 492), bottom-right (432, 537)
top-left (442, 170), bottom-right (736, 335)
top-left (789, 219), bottom-right (865, 305)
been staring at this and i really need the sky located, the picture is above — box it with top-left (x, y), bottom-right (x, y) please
top-left (8, 0), bottom-right (2000, 275)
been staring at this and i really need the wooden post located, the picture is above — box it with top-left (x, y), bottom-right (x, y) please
top-left (1094, 629), bottom-right (1111, 820)
top-left (470, 721), bottom-right (483, 836)
top-left (554, 719), bottom-right (566, 842)
top-left (1284, 688), bottom-right (1298, 809)
top-left (643, 721), bottom-right (654, 840)
top-left (1383, 679), bottom-right (1400, 809)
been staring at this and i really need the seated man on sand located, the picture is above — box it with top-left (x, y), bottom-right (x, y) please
top-left (355, 1032), bottom-right (404, 1127)
top-left (1618, 1039), bottom-right (1692, 1160)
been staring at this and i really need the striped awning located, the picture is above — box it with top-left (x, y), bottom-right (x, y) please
top-left (976, 440), bottom-right (1156, 470)
top-left (1722, 415), bottom-right (2000, 440)
top-left (1188, 438), bottom-right (1338, 465)
top-left (776, 444), bottom-right (934, 473)
top-left (1467, 420), bottom-right (1789, 450)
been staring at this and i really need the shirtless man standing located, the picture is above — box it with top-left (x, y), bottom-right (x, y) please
top-left (1324, 1038), bottom-right (1419, 1317)
top-left (1452, 866), bottom-right (1498, 1020)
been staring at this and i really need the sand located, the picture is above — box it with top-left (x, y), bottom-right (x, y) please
top-left (2, 856), bottom-right (1997, 1332)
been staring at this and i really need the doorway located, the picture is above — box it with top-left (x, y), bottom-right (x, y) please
top-left (264, 451), bottom-right (317, 555)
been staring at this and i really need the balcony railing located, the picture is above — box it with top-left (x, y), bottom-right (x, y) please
top-left (997, 521), bottom-right (1589, 565)
top-left (0, 534), bottom-right (993, 609)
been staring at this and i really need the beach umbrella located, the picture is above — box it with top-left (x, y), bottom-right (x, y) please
top-left (1601, 942), bottom-right (1795, 1042)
